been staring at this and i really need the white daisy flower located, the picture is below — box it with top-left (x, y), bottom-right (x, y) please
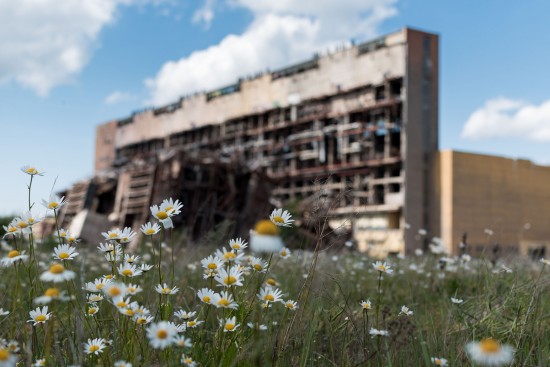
top-left (215, 247), bottom-right (245, 264)
top-left (161, 198), bottom-right (183, 216)
top-left (41, 194), bottom-right (65, 211)
top-left (146, 321), bottom-right (178, 349)
top-left (360, 300), bottom-right (372, 310)
top-left (174, 310), bottom-right (197, 321)
top-left (102, 282), bottom-right (128, 298)
top-left (118, 227), bottom-right (136, 244)
top-left (140, 222), bottom-right (161, 236)
top-left (126, 283), bottom-right (143, 295)
top-left (181, 354), bottom-right (197, 367)
top-left (220, 316), bottom-right (239, 332)
top-left (269, 208), bottom-right (294, 227)
top-left (2, 223), bottom-right (20, 238)
top-left (247, 322), bottom-right (268, 330)
top-left (369, 328), bottom-right (389, 337)
top-left (250, 220), bottom-right (284, 253)
top-left (140, 264), bottom-right (154, 272)
top-left (431, 357), bottom-right (448, 366)
top-left (197, 288), bottom-right (216, 304)
top-left (185, 319), bottom-right (203, 329)
top-left (124, 254), bottom-right (140, 264)
top-left (399, 305), bottom-right (413, 316)
top-left (150, 203), bottom-right (174, 229)
top-left (540, 258), bottom-right (550, 266)
top-left (21, 165), bottom-right (44, 176)
top-left (279, 247), bottom-right (291, 259)
top-left (114, 361), bottom-right (132, 367)
top-left (28, 306), bottom-right (52, 325)
top-left (134, 315), bottom-right (154, 325)
top-left (257, 286), bottom-right (284, 304)
top-left (228, 237), bottom-right (248, 251)
top-left (451, 297), bottom-right (464, 304)
top-left (465, 338), bottom-right (515, 366)
top-left (40, 263), bottom-right (76, 283)
top-left (214, 266), bottom-right (244, 287)
top-left (249, 256), bottom-right (269, 273)
top-left (211, 291), bottom-right (238, 310)
top-left (53, 244), bottom-right (79, 261)
top-left (83, 338), bottom-right (107, 355)
top-left (155, 283), bottom-right (179, 295)
top-left (112, 296), bottom-right (132, 309)
top-left (86, 304), bottom-right (100, 316)
top-left (87, 293), bottom-right (104, 303)
top-left (6, 341), bottom-right (19, 353)
top-left (84, 278), bottom-right (111, 293)
top-left (200, 255), bottom-right (224, 271)
top-left (284, 300), bottom-right (298, 311)
top-left (1, 250), bottom-right (29, 267)
top-left (97, 242), bottom-right (117, 253)
top-left (118, 263), bottom-right (143, 278)
top-left (101, 229), bottom-right (122, 241)
top-left (372, 261), bottom-right (393, 274)
top-left (0, 347), bottom-right (17, 366)
top-left (34, 287), bottom-right (68, 304)
top-left (12, 218), bottom-right (31, 234)
top-left (174, 335), bottom-right (192, 348)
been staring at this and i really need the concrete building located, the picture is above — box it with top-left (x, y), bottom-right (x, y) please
top-left (434, 150), bottom-right (550, 258)
top-left (62, 27), bottom-right (439, 255)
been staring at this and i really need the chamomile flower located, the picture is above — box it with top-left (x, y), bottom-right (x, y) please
top-left (102, 229), bottom-right (122, 241)
top-left (140, 264), bottom-right (154, 272)
top-left (197, 288), bottom-right (216, 304)
top-left (181, 354), bottom-right (197, 367)
top-left (284, 300), bottom-right (298, 310)
top-left (134, 315), bottom-right (154, 325)
top-left (40, 263), bottom-right (76, 283)
top-left (250, 220), bottom-right (284, 253)
top-left (118, 263), bottom-right (143, 277)
top-left (228, 237), bottom-right (248, 251)
top-left (124, 254), bottom-right (140, 264)
top-left (112, 296), bottom-right (132, 309)
top-left (201, 255), bottom-right (224, 271)
top-left (372, 261), bottom-right (393, 274)
top-left (369, 328), bottom-right (389, 337)
top-left (465, 338), bottom-right (515, 366)
top-left (6, 341), bottom-right (18, 353)
top-left (21, 165), bottom-right (44, 176)
top-left (211, 291), bottom-right (238, 310)
top-left (174, 336), bottom-right (192, 348)
top-left (84, 278), bottom-right (111, 293)
top-left (220, 316), bottom-right (239, 332)
top-left (257, 286), bottom-right (284, 304)
top-left (174, 310), bottom-right (197, 321)
top-left (41, 194), bottom-right (65, 211)
top-left (114, 361), bottom-right (132, 367)
top-left (53, 244), bottom-right (79, 261)
top-left (126, 284), bottom-right (143, 295)
top-left (12, 218), bottom-right (31, 234)
top-left (161, 198), bottom-right (183, 216)
top-left (265, 278), bottom-right (280, 287)
top-left (155, 283), bottom-right (179, 295)
top-left (279, 247), bottom-right (291, 259)
top-left (360, 300), bottom-right (372, 310)
top-left (269, 208), bottom-right (294, 227)
top-left (215, 247), bottom-right (244, 264)
top-left (0, 347), bottom-right (17, 366)
top-left (86, 304), bottom-right (100, 316)
top-left (185, 319), bottom-right (203, 329)
top-left (247, 322), bottom-right (268, 330)
top-left (399, 305), bottom-right (414, 316)
top-left (1, 250), bottom-right (29, 267)
top-left (83, 338), bottom-right (107, 355)
top-left (105, 246), bottom-right (123, 262)
top-left (540, 258), bottom-right (550, 266)
top-left (97, 242), bottom-right (117, 253)
top-left (2, 223), bottom-right (20, 238)
top-left (249, 256), bottom-right (269, 273)
top-left (214, 266), bottom-right (244, 287)
top-left (34, 287), bottom-right (68, 304)
top-left (141, 222), bottom-right (161, 236)
top-left (87, 293), bottom-right (104, 303)
top-left (431, 357), bottom-right (448, 366)
top-left (451, 297), bottom-right (464, 304)
top-left (28, 306), bottom-right (51, 325)
top-left (146, 321), bottom-right (178, 349)
top-left (150, 203), bottom-right (175, 229)
top-left (119, 227), bottom-right (136, 244)
top-left (103, 282), bottom-right (128, 298)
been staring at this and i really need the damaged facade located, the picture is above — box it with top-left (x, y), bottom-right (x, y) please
top-left (61, 27), bottom-right (439, 256)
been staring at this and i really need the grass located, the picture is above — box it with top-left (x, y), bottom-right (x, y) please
top-left (0, 169), bottom-right (549, 366)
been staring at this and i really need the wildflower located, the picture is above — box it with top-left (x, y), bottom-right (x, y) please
top-left (1, 250), bottom-right (29, 267)
top-left (155, 283), bottom-right (179, 295)
top-left (102, 229), bottom-right (122, 241)
top-left (6, 341), bottom-right (19, 353)
top-left (284, 300), bottom-right (298, 311)
top-left (40, 263), bottom-right (76, 283)
top-left (150, 203), bottom-right (175, 229)
top-left (247, 322), bottom-right (268, 330)
top-left (134, 315), bottom-right (154, 325)
top-left (431, 357), bottom-right (448, 366)
top-left (141, 222), bottom-right (161, 236)
top-left (84, 338), bottom-right (107, 355)
top-left (53, 244), bottom-right (79, 261)
top-left (372, 261), bottom-right (393, 274)
top-left (105, 247), bottom-right (123, 262)
top-left (211, 291), bottom-right (238, 310)
top-left (21, 165), bottom-right (44, 176)
top-left (228, 237), bottom-right (248, 251)
top-left (174, 336), bottom-right (192, 348)
top-left (399, 305), bottom-right (413, 316)
top-left (28, 306), bottom-right (52, 325)
top-left (279, 247), bottom-right (291, 259)
top-left (215, 266), bottom-right (244, 287)
top-left (33, 358), bottom-right (46, 366)
top-left (57, 228), bottom-right (70, 240)
top-left (118, 263), bottom-right (143, 277)
top-left (265, 278), bottom-right (280, 287)
top-left (87, 293), bottom-right (104, 303)
top-left (119, 227), bottom-right (136, 244)
top-left (258, 287), bottom-right (284, 304)
top-left (269, 208), bottom-right (294, 227)
top-left (465, 338), bottom-right (515, 366)
top-left (146, 321), bottom-right (178, 349)
top-left (174, 310), bottom-right (197, 321)
top-left (161, 198), bottom-right (183, 216)
top-left (249, 256), bottom-right (269, 273)
top-left (140, 264), bottom-right (154, 272)
top-left (103, 282), bottom-right (128, 298)
top-left (34, 287), bottom-right (67, 304)
top-left (451, 297), bottom-right (464, 304)
top-left (181, 354), bottom-right (197, 367)
top-left (97, 242), bottom-right (117, 253)
top-left (201, 255), bottom-right (224, 271)
top-left (369, 328), bottom-right (389, 337)
top-left (360, 300), bottom-right (372, 310)
top-left (124, 254), bottom-right (140, 264)
top-left (186, 319), bottom-right (203, 328)
top-left (220, 316), bottom-right (239, 332)
top-left (540, 258), bottom-right (550, 266)
top-left (250, 220), bottom-right (284, 253)
top-left (87, 304), bottom-right (100, 316)
top-left (84, 278), bottom-right (111, 293)
top-left (0, 347), bottom-right (17, 366)
top-left (0, 308), bottom-right (9, 316)
top-left (12, 218), bottom-right (31, 234)
top-left (215, 247), bottom-right (244, 264)
top-left (112, 296), bottom-right (132, 309)
top-left (114, 361), bottom-right (132, 367)
top-left (67, 234), bottom-right (80, 244)
top-left (197, 288), bottom-right (216, 304)
top-left (126, 283), bottom-right (143, 295)
top-left (41, 194), bottom-right (65, 211)
top-left (2, 223), bottom-right (20, 238)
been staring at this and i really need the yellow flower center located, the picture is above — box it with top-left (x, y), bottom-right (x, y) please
top-left (8, 250), bottom-right (20, 258)
top-left (223, 252), bottom-right (236, 260)
top-left (254, 264), bottom-right (263, 271)
top-left (8, 227), bottom-right (18, 233)
top-left (0, 349), bottom-right (10, 361)
top-left (184, 358), bottom-right (192, 364)
top-left (89, 345), bottom-right (100, 352)
top-left (116, 301), bottom-right (127, 308)
top-left (108, 233), bottom-right (118, 238)
top-left (125, 309), bottom-right (135, 316)
top-left (231, 243), bottom-right (241, 249)
top-left (104, 274), bottom-right (114, 279)
top-left (377, 265), bottom-right (386, 272)
top-left (108, 287), bottom-right (121, 297)
top-left (266, 278), bottom-right (277, 286)
top-left (156, 211), bottom-right (168, 220)
top-left (479, 338), bottom-right (501, 353)
top-left (286, 303), bottom-right (294, 308)
top-left (157, 330), bottom-right (168, 339)
top-left (88, 308), bottom-right (98, 315)
top-left (225, 323), bottom-right (235, 331)
top-left (49, 264), bottom-right (65, 274)
top-left (59, 252), bottom-right (70, 259)
top-left (187, 321), bottom-right (196, 327)
top-left (165, 205), bottom-right (174, 212)
top-left (45, 288), bottom-right (60, 297)
top-left (162, 288), bottom-right (171, 293)
top-left (96, 283), bottom-right (104, 290)
top-left (122, 269), bottom-right (133, 276)
top-left (36, 315), bottom-right (47, 322)
top-left (273, 216), bottom-right (284, 223)
top-left (26, 167), bottom-right (37, 174)
top-left (255, 220), bottom-right (279, 236)
top-left (60, 232), bottom-right (67, 237)
top-left (128, 287), bottom-right (136, 292)
top-left (281, 251), bottom-right (287, 256)
top-left (48, 202), bottom-right (58, 209)
top-left (217, 299), bottom-right (230, 307)
top-left (17, 222), bottom-right (28, 228)
top-left (137, 317), bottom-right (147, 324)
top-left (264, 294), bottom-right (275, 302)
top-left (203, 296), bottom-right (211, 303)
top-left (146, 229), bottom-right (155, 235)
top-left (224, 276), bottom-right (237, 285)
top-left (207, 263), bottom-right (217, 270)
top-left (434, 359), bottom-right (444, 365)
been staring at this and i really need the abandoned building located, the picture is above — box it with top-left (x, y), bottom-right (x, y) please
top-left (59, 27), bottom-right (439, 255)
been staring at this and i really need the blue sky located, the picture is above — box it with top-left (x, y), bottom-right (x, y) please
top-left (1, 0), bottom-right (550, 215)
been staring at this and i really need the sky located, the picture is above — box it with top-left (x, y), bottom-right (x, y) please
top-left (1, 0), bottom-right (550, 215)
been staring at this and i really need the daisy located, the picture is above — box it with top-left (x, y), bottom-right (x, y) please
top-left (40, 263), bottom-right (76, 283)
top-left (211, 291), bottom-right (238, 310)
top-left (465, 338), bottom-right (515, 366)
top-left (1, 250), bottom-right (29, 267)
top-left (6, 341), bottom-right (19, 353)
top-left (134, 315), bottom-right (154, 325)
top-left (0, 347), bottom-right (17, 366)
top-left (56, 228), bottom-right (70, 240)
top-left (250, 220), bottom-right (284, 253)
top-left (540, 258), bottom-right (550, 266)
top-left (87, 293), bottom-right (104, 303)
top-left (105, 247), bottom-right (123, 262)
top-left (33, 358), bottom-right (46, 366)
top-left (200, 255), bottom-right (224, 271)
top-left (372, 261), bottom-right (393, 274)
top-left (41, 194), bottom-right (65, 211)
top-left (146, 321), bottom-right (178, 349)
top-left (228, 238), bottom-right (248, 251)
top-left (126, 283), bottom-right (143, 295)
top-left (118, 263), bottom-right (143, 277)
top-left (161, 198), bottom-right (183, 216)
top-left (21, 165), bottom-right (44, 176)
top-left (53, 244), bottom-right (79, 261)
top-left (124, 254), bottom-right (140, 264)
top-left (103, 282), bottom-right (128, 298)
top-left (215, 247), bottom-right (244, 264)
top-left (269, 208), bottom-right (294, 227)
top-left (247, 322), bottom-right (268, 330)
top-left (112, 296), bottom-right (132, 309)
top-left (279, 247), bottom-right (291, 259)
top-left (84, 278), bottom-right (111, 293)
top-left (155, 283), bottom-right (179, 295)
top-left (83, 338), bottom-right (107, 355)
top-left (186, 319), bottom-right (203, 329)
top-left (87, 304), bottom-right (100, 316)
top-left (28, 306), bottom-right (51, 325)
top-left (360, 300), bottom-right (372, 311)
top-left (431, 357), bottom-right (448, 366)
top-left (2, 223), bottom-right (20, 238)
top-left (174, 336), bottom-right (192, 348)
top-left (247, 256), bottom-right (268, 273)
top-left (34, 287), bottom-right (65, 304)
top-left (97, 242), bottom-right (117, 253)
top-left (197, 288), bottom-right (216, 304)
top-left (451, 297), bottom-right (464, 304)
top-left (141, 222), bottom-right (161, 236)
top-left (150, 203), bottom-right (175, 229)
top-left (119, 227), bottom-right (136, 244)
top-left (369, 328), bottom-right (389, 337)
top-left (399, 305), bottom-right (413, 316)
top-left (12, 217), bottom-right (31, 234)
top-left (214, 266), bottom-right (244, 287)
top-left (220, 316), bottom-right (239, 332)
top-left (114, 361), bottom-right (132, 367)
top-left (265, 278), bottom-right (280, 287)
top-left (174, 310), bottom-right (197, 321)
top-left (102, 229), bottom-right (122, 241)
top-left (67, 234), bottom-right (80, 244)
top-left (181, 354), bottom-right (197, 367)
top-left (257, 286), bottom-right (284, 304)
top-left (284, 300), bottom-right (298, 311)
top-left (140, 264), bottom-right (154, 272)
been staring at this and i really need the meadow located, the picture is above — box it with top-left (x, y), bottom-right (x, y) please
top-left (1, 166), bottom-right (549, 366)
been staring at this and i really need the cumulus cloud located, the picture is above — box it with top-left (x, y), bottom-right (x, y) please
top-left (461, 97), bottom-right (550, 142)
top-left (146, 0), bottom-right (397, 105)
top-left (105, 91), bottom-right (134, 105)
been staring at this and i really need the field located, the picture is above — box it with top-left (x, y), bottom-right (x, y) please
top-left (1, 168), bottom-right (550, 366)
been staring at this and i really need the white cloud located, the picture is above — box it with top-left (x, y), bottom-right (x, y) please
top-left (462, 97), bottom-right (550, 142)
top-left (105, 90), bottom-right (134, 105)
top-left (193, 0), bottom-right (216, 29)
top-left (147, 0), bottom-right (397, 105)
